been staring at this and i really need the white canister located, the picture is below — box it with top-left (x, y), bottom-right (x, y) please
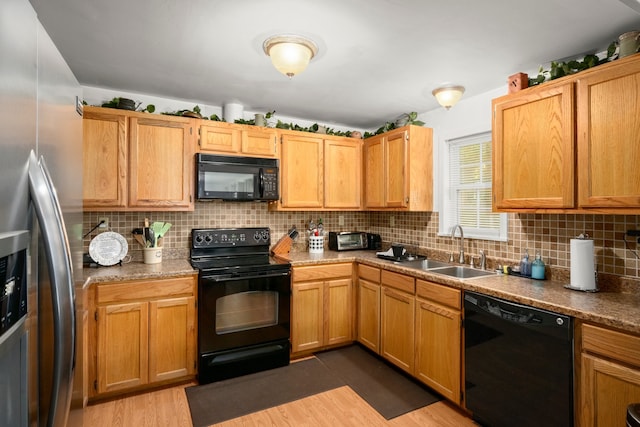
top-left (309, 235), bottom-right (324, 253)
top-left (223, 102), bottom-right (244, 123)
top-left (143, 247), bottom-right (163, 264)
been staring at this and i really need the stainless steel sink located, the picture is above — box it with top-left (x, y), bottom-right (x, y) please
top-left (398, 258), bottom-right (451, 270)
top-left (429, 266), bottom-right (495, 279)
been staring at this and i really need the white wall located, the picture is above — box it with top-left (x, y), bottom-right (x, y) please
top-left (82, 85), bottom-right (362, 133)
top-left (417, 86), bottom-right (507, 213)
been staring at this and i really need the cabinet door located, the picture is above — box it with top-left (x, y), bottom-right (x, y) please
top-left (580, 354), bottom-right (640, 426)
top-left (357, 279), bottom-right (380, 353)
top-left (280, 134), bottom-right (323, 208)
top-left (291, 281), bottom-right (324, 353)
top-left (242, 128), bottom-right (277, 157)
top-left (82, 109), bottom-right (127, 209)
top-left (148, 296), bottom-right (196, 383)
top-left (385, 129), bottom-right (409, 207)
top-left (364, 136), bottom-right (385, 208)
top-left (415, 297), bottom-right (461, 403)
top-left (96, 302), bottom-right (149, 393)
top-left (324, 138), bottom-right (362, 209)
top-left (577, 57), bottom-right (640, 209)
top-left (380, 286), bottom-right (414, 374)
top-left (199, 122), bottom-right (241, 153)
top-left (492, 82), bottom-right (575, 209)
top-left (325, 278), bottom-right (353, 346)
top-left (128, 116), bottom-right (194, 210)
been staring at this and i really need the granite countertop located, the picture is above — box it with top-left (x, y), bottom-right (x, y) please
top-left (284, 250), bottom-right (640, 335)
top-left (81, 259), bottom-right (197, 287)
top-left (80, 251), bottom-right (640, 336)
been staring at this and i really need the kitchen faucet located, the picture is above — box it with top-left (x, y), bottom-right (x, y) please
top-left (451, 224), bottom-right (465, 264)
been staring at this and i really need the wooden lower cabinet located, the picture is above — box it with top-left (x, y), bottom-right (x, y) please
top-left (414, 279), bottom-right (461, 404)
top-left (357, 264), bottom-right (381, 353)
top-left (579, 323), bottom-right (640, 426)
top-left (90, 275), bottom-right (197, 398)
top-left (291, 263), bottom-right (354, 355)
top-left (380, 270), bottom-right (415, 374)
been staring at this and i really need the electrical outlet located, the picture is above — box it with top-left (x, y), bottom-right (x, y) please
top-left (98, 217), bottom-right (109, 228)
top-left (338, 215), bottom-right (345, 226)
top-left (390, 216), bottom-right (395, 227)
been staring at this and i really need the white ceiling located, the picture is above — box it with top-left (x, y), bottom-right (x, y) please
top-left (30, 0), bottom-right (640, 129)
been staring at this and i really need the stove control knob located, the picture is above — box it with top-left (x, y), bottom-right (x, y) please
top-left (194, 234), bottom-right (204, 244)
top-left (262, 230), bottom-right (270, 241)
top-left (204, 234), bottom-right (213, 244)
top-left (253, 231), bottom-right (261, 241)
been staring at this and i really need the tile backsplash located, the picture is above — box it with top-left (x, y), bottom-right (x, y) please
top-left (84, 204), bottom-right (640, 281)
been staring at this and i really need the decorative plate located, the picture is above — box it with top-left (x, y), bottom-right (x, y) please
top-left (89, 232), bottom-right (128, 266)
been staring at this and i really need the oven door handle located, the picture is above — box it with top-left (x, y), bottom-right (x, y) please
top-left (204, 271), bottom-right (290, 282)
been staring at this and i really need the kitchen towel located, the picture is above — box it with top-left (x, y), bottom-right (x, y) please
top-left (569, 238), bottom-right (597, 291)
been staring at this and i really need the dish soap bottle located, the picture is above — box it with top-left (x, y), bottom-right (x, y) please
top-left (519, 249), bottom-right (531, 277)
top-left (531, 251), bottom-right (545, 280)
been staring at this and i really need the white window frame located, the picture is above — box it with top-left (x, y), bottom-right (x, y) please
top-left (438, 131), bottom-right (507, 241)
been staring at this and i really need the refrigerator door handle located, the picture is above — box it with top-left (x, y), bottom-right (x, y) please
top-left (28, 150), bottom-right (75, 427)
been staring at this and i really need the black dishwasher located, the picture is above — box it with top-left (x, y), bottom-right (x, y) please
top-left (464, 291), bottom-right (573, 427)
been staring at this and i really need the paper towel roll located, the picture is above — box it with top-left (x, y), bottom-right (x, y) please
top-left (570, 239), bottom-right (596, 290)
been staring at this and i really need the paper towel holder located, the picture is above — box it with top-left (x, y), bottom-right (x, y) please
top-left (564, 233), bottom-right (600, 292)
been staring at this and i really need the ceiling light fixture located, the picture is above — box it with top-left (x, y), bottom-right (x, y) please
top-left (263, 35), bottom-right (318, 78)
top-left (432, 85), bottom-right (466, 110)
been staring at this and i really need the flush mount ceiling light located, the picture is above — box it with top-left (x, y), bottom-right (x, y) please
top-left (432, 85), bottom-right (466, 110)
top-left (263, 35), bottom-right (318, 78)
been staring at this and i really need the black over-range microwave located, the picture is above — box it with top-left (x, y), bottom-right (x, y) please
top-left (196, 153), bottom-right (279, 201)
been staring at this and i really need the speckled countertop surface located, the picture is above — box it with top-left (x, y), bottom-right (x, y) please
top-left (81, 259), bottom-right (197, 286)
top-left (80, 251), bottom-right (640, 335)
top-left (283, 250), bottom-right (640, 335)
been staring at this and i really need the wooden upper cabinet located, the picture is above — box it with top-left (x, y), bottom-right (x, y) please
top-left (279, 132), bottom-right (324, 208)
top-left (363, 125), bottom-right (433, 211)
top-left (199, 121), bottom-right (277, 158)
top-left (492, 82), bottom-right (575, 210)
top-left (82, 106), bottom-right (195, 211)
top-left (242, 127), bottom-right (278, 157)
top-left (324, 138), bottom-right (362, 209)
top-left (199, 122), bottom-right (241, 153)
top-left (83, 109), bottom-right (127, 208)
top-left (576, 55), bottom-right (640, 210)
top-left (364, 135), bottom-right (385, 208)
top-left (493, 54), bottom-right (640, 213)
top-left (129, 115), bottom-right (194, 210)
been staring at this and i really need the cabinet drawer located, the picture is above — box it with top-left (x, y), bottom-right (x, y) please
top-left (381, 270), bottom-right (414, 294)
top-left (358, 264), bottom-right (380, 283)
top-left (416, 279), bottom-right (460, 309)
top-left (582, 323), bottom-right (640, 368)
top-left (96, 276), bottom-right (196, 304)
top-left (293, 263), bottom-right (352, 282)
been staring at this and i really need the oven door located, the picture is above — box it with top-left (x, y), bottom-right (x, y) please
top-left (198, 269), bottom-right (291, 355)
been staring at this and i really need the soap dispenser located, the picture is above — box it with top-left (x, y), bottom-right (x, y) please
top-left (531, 251), bottom-right (545, 280)
top-left (519, 249), bottom-right (531, 277)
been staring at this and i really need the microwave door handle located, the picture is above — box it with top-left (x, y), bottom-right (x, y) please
top-left (258, 168), bottom-right (265, 198)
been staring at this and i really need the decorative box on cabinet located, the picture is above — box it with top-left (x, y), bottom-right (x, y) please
top-left (363, 125), bottom-right (433, 211)
top-left (291, 263), bottom-right (354, 355)
top-left (88, 275), bottom-right (197, 398)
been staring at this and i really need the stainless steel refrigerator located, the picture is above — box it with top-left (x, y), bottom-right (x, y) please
top-left (0, 0), bottom-right (84, 425)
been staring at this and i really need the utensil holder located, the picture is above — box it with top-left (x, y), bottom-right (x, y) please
top-left (143, 247), bottom-right (163, 264)
top-left (309, 235), bottom-right (324, 253)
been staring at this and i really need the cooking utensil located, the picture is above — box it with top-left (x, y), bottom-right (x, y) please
top-left (132, 228), bottom-right (146, 248)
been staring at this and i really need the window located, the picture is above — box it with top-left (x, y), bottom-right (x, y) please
top-left (439, 132), bottom-right (507, 241)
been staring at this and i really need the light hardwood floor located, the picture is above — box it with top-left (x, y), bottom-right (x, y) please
top-left (84, 382), bottom-right (477, 427)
